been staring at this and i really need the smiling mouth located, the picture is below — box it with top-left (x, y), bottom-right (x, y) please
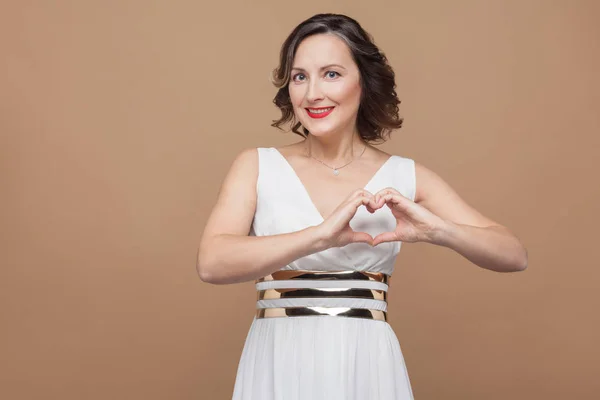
top-left (305, 106), bottom-right (335, 118)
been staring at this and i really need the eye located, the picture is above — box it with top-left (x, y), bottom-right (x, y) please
top-left (325, 71), bottom-right (340, 79)
top-left (292, 72), bottom-right (306, 82)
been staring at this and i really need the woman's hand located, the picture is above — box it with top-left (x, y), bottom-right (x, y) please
top-left (316, 189), bottom-right (380, 249)
top-left (371, 187), bottom-right (446, 245)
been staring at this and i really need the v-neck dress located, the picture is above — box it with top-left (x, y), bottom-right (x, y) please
top-left (232, 147), bottom-right (417, 400)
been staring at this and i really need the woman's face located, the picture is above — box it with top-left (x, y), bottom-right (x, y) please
top-left (288, 33), bottom-right (362, 138)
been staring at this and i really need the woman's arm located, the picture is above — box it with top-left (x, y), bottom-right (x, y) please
top-left (414, 161), bottom-right (528, 272)
top-left (196, 148), bottom-right (328, 285)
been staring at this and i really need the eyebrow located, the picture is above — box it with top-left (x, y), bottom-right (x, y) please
top-left (291, 64), bottom-right (347, 72)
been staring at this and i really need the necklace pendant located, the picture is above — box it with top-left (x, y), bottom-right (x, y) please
top-left (333, 169), bottom-right (339, 176)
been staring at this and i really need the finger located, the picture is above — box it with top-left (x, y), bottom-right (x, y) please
top-left (381, 193), bottom-right (405, 208)
top-left (374, 187), bottom-right (400, 204)
top-left (372, 231), bottom-right (398, 246)
top-left (349, 188), bottom-right (374, 200)
top-left (333, 196), bottom-right (374, 225)
top-left (352, 195), bottom-right (375, 211)
top-left (364, 195), bottom-right (380, 213)
top-left (358, 191), bottom-right (382, 210)
top-left (375, 187), bottom-right (400, 196)
top-left (351, 231), bottom-right (374, 246)
top-left (347, 192), bottom-right (377, 211)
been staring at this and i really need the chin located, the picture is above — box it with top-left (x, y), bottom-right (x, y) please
top-left (305, 127), bottom-right (328, 136)
top-left (303, 123), bottom-right (339, 137)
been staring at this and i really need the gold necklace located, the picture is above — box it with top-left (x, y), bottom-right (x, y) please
top-left (307, 139), bottom-right (367, 176)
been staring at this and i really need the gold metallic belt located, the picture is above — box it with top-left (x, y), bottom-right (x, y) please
top-left (254, 270), bottom-right (390, 322)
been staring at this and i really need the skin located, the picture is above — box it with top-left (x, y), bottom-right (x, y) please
top-left (196, 33), bottom-right (528, 285)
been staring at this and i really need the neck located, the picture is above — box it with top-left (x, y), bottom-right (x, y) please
top-left (305, 129), bottom-right (364, 163)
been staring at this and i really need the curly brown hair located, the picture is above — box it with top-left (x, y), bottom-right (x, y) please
top-left (270, 13), bottom-right (403, 144)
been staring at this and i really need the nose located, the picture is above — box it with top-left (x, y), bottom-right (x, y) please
top-left (306, 79), bottom-right (324, 103)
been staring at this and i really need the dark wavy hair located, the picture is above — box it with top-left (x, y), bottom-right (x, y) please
top-left (270, 13), bottom-right (403, 144)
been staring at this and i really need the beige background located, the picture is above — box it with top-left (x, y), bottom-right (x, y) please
top-left (2, 1), bottom-right (599, 399)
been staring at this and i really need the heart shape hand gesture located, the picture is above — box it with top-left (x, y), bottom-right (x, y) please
top-left (370, 187), bottom-right (445, 246)
top-left (317, 188), bottom-right (445, 249)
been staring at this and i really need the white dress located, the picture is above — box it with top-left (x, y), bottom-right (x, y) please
top-left (232, 147), bottom-right (416, 400)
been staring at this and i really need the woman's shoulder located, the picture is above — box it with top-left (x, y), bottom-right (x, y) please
top-left (226, 147), bottom-right (261, 178)
top-left (271, 143), bottom-right (304, 158)
top-left (370, 147), bottom-right (414, 167)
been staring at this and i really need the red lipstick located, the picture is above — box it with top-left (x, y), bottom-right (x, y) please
top-left (306, 106), bottom-right (335, 119)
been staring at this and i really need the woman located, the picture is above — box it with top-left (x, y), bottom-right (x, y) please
top-left (197, 13), bottom-right (528, 400)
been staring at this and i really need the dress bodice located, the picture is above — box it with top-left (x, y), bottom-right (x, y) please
top-left (250, 147), bottom-right (416, 276)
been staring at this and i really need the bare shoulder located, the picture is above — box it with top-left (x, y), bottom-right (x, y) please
top-left (216, 147), bottom-right (259, 201)
top-left (201, 147), bottom-right (259, 239)
top-left (230, 147), bottom-right (259, 174)
top-left (413, 161), bottom-right (441, 204)
top-left (413, 160), bottom-right (503, 228)
top-left (274, 142), bottom-right (305, 159)
top-left (369, 146), bottom-right (394, 163)
top-left (219, 146), bottom-right (259, 206)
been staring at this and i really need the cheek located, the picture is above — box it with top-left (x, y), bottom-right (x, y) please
top-left (330, 80), bottom-right (361, 105)
top-left (288, 85), bottom-right (303, 106)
